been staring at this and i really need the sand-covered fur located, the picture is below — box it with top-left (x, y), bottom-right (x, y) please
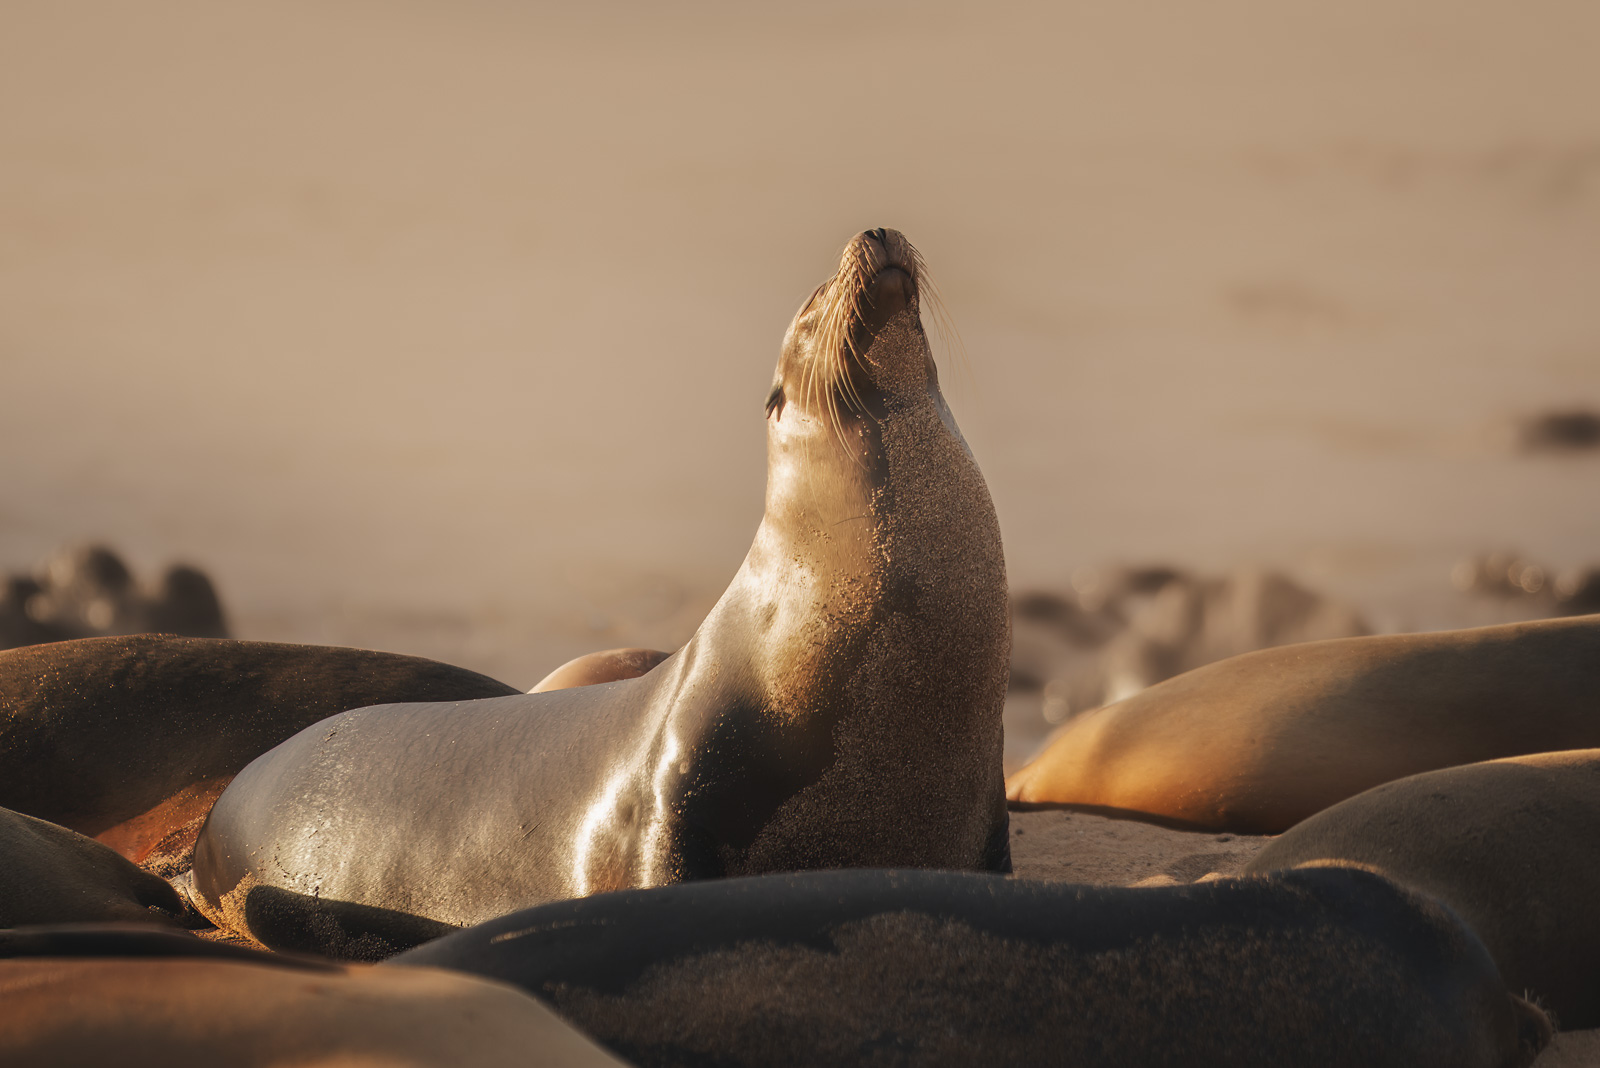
top-left (1247, 749), bottom-right (1600, 1028)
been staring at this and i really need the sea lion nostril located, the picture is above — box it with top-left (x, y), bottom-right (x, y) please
top-left (865, 228), bottom-right (887, 245)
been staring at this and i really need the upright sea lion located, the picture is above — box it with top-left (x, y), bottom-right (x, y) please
top-left (1246, 749), bottom-right (1600, 1028)
top-left (0, 635), bottom-right (521, 866)
top-left (0, 807), bottom-right (198, 928)
top-left (391, 866), bottom-right (1549, 1068)
top-left (0, 929), bottom-right (626, 1068)
top-left (1007, 615), bottom-right (1600, 833)
top-left (193, 229), bottom-right (1012, 957)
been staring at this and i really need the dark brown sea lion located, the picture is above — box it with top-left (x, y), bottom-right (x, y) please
top-left (140, 564), bottom-right (228, 637)
top-left (1246, 749), bottom-right (1600, 1028)
top-left (0, 575), bottom-right (65, 649)
top-left (391, 866), bottom-right (1550, 1068)
top-left (193, 228), bottom-right (1012, 957)
top-left (0, 635), bottom-right (521, 866)
top-left (529, 647), bottom-right (672, 692)
top-left (0, 929), bottom-right (626, 1068)
top-left (1007, 615), bottom-right (1600, 833)
top-left (0, 808), bottom-right (199, 928)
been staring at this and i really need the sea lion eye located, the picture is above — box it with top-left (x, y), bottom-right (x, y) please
top-left (765, 384), bottom-right (786, 418)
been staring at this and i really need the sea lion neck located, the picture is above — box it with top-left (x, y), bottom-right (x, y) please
top-left (702, 313), bottom-right (964, 700)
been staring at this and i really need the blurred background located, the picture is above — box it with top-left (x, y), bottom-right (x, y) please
top-left (3, 1), bottom-right (1597, 759)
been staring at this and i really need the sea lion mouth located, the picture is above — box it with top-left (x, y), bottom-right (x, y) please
top-left (777, 229), bottom-right (932, 429)
top-left (859, 265), bottom-right (913, 338)
top-left (831, 228), bottom-right (922, 331)
top-left (809, 229), bottom-right (924, 365)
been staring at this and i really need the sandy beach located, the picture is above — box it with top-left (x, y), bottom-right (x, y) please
top-left (4, 1), bottom-right (1598, 686)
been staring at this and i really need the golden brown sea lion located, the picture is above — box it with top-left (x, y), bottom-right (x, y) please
top-left (529, 647), bottom-right (672, 692)
top-left (193, 228), bottom-right (1013, 958)
top-left (0, 930), bottom-right (626, 1067)
top-left (0, 635), bottom-right (521, 868)
top-left (0, 808), bottom-right (198, 928)
top-left (1007, 615), bottom-right (1600, 833)
top-left (1245, 749), bottom-right (1600, 1028)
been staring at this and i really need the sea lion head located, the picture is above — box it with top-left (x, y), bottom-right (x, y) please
top-left (766, 228), bottom-right (941, 446)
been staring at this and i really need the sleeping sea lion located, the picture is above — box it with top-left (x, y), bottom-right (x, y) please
top-left (0, 927), bottom-right (625, 1068)
top-left (193, 228), bottom-right (1012, 957)
top-left (529, 647), bottom-right (672, 692)
top-left (0, 635), bottom-right (521, 867)
top-left (0, 807), bottom-right (198, 928)
top-left (1246, 749), bottom-right (1600, 1028)
top-left (1007, 615), bottom-right (1600, 833)
top-left (391, 866), bottom-right (1550, 1068)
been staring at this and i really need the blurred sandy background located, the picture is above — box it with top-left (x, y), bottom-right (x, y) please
top-left (3, 0), bottom-right (1598, 689)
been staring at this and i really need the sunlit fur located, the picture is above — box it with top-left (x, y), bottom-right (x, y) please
top-left (780, 230), bottom-right (948, 451)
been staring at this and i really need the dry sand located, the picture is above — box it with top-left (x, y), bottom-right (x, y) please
top-left (1009, 806), bottom-right (1270, 885)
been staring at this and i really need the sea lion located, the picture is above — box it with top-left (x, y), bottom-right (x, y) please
top-left (0, 807), bottom-right (199, 928)
top-left (391, 866), bottom-right (1550, 1068)
top-left (1007, 614), bottom-right (1600, 833)
top-left (529, 647), bottom-right (673, 692)
top-left (0, 575), bottom-right (64, 649)
top-left (0, 634), bottom-right (521, 867)
top-left (0, 929), bottom-right (626, 1068)
top-left (141, 564), bottom-right (228, 637)
top-left (29, 543), bottom-right (139, 636)
top-left (1245, 749), bottom-right (1600, 1028)
top-left (193, 228), bottom-right (1012, 958)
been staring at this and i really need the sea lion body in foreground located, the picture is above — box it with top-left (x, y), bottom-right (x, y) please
top-left (0, 929), bottom-right (624, 1068)
top-left (0, 807), bottom-right (198, 928)
top-left (1008, 615), bottom-right (1600, 833)
top-left (0, 635), bottom-right (520, 867)
top-left (1247, 749), bottom-right (1600, 1028)
top-left (530, 647), bottom-right (673, 692)
top-left (393, 866), bottom-right (1549, 1068)
top-left (194, 229), bottom-right (1012, 957)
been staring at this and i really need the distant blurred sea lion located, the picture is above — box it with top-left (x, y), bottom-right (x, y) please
top-left (193, 229), bottom-right (1013, 958)
top-left (0, 576), bottom-right (66, 648)
top-left (1516, 409), bottom-right (1600, 453)
top-left (1247, 749), bottom-right (1600, 1028)
top-left (141, 564), bottom-right (228, 637)
top-left (28, 544), bottom-right (139, 636)
top-left (1009, 567), bottom-right (1367, 728)
top-left (0, 543), bottom-right (232, 649)
top-left (1008, 615), bottom-right (1600, 833)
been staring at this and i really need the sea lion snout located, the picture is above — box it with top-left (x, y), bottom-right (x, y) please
top-left (837, 228), bottom-right (928, 380)
top-left (847, 227), bottom-right (919, 284)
